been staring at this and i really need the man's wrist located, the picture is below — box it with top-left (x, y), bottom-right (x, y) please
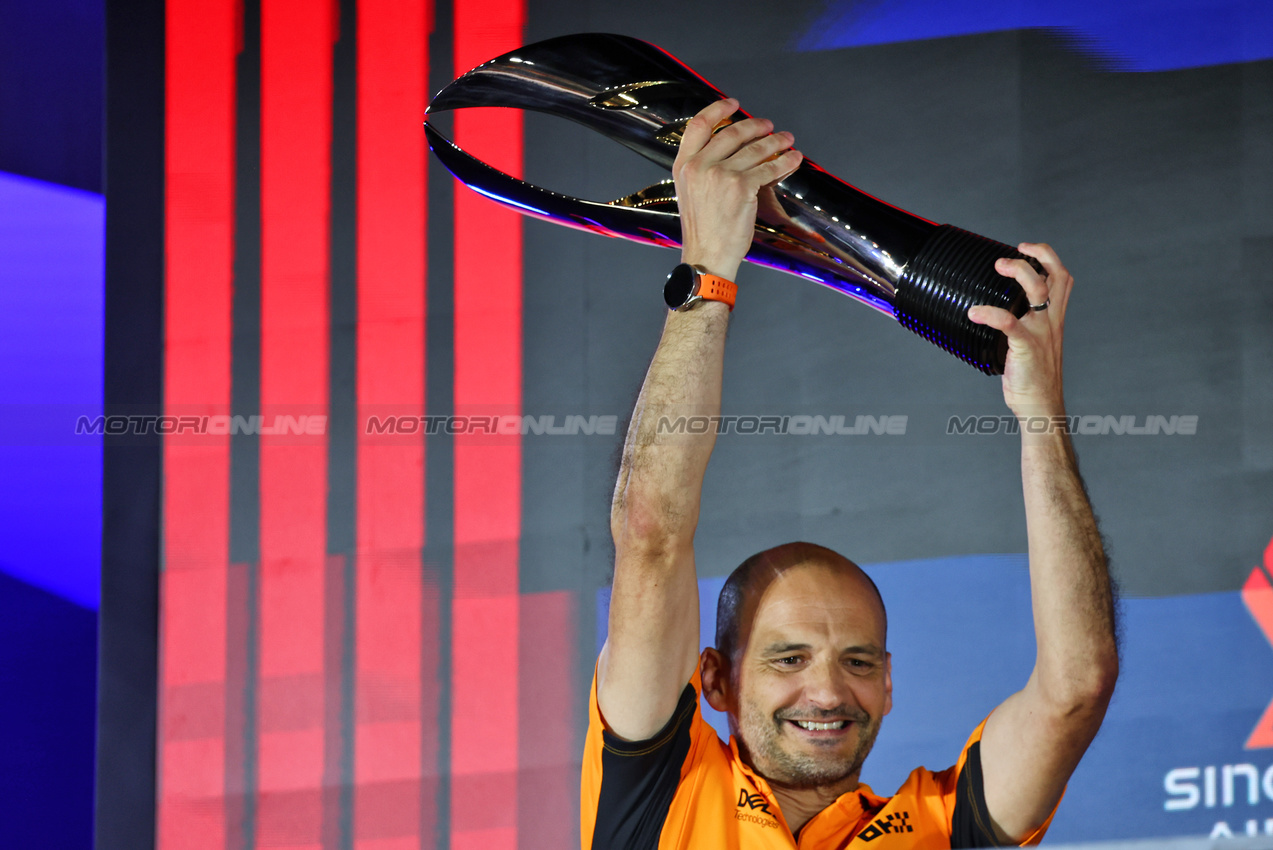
top-left (1007, 394), bottom-right (1066, 421)
top-left (680, 253), bottom-right (740, 283)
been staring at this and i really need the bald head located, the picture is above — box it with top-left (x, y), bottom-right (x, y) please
top-left (714, 542), bottom-right (886, 665)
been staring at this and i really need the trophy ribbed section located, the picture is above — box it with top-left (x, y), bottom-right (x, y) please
top-left (894, 225), bottom-right (1031, 375)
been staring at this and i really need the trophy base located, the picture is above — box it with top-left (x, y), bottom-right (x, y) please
top-left (894, 225), bottom-right (1033, 375)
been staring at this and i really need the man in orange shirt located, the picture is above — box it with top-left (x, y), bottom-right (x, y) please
top-left (582, 98), bottom-right (1119, 849)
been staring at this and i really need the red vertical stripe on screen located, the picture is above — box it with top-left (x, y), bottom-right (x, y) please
top-left (450, 2), bottom-right (526, 848)
top-left (518, 592), bottom-right (577, 850)
top-left (354, 1), bottom-right (431, 849)
top-left (160, 1), bottom-right (237, 847)
top-left (258, 1), bottom-right (334, 847)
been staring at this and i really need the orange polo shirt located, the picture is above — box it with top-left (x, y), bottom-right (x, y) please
top-left (581, 668), bottom-right (1058, 849)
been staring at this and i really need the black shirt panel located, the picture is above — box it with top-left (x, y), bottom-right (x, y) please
top-left (951, 740), bottom-right (1009, 848)
top-left (590, 683), bottom-right (698, 850)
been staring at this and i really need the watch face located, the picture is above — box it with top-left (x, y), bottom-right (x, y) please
top-left (664, 263), bottom-right (697, 309)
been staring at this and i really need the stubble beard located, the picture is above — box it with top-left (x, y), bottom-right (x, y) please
top-left (737, 701), bottom-right (882, 790)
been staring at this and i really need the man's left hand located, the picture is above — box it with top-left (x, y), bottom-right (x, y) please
top-left (967, 243), bottom-right (1073, 417)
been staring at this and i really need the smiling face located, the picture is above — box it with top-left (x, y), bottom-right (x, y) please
top-left (707, 559), bottom-right (892, 790)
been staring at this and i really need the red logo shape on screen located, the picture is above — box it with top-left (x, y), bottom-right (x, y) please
top-left (1242, 535), bottom-right (1273, 749)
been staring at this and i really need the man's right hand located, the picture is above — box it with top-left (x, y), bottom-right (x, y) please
top-left (673, 98), bottom-right (803, 282)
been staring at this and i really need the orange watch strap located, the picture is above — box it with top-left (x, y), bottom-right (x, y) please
top-left (697, 273), bottom-right (737, 310)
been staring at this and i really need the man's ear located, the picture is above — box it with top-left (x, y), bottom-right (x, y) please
top-left (883, 651), bottom-right (893, 717)
top-left (700, 647), bottom-right (732, 713)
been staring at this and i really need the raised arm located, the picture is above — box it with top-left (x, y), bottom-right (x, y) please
top-left (967, 246), bottom-right (1120, 842)
top-left (597, 99), bottom-right (802, 741)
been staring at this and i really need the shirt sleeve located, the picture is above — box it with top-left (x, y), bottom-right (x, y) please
top-left (579, 668), bottom-right (702, 850)
top-left (940, 718), bottom-right (1062, 848)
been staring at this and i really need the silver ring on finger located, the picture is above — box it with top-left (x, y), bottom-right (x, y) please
top-left (1030, 298), bottom-right (1050, 312)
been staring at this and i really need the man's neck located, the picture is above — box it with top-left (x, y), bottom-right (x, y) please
top-left (770, 775), bottom-right (861, 837)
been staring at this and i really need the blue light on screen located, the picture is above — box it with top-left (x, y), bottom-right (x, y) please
top-left (796, 0), bottom-right (1273, 72)
top-left (0, 170), bottom-right (104, 610)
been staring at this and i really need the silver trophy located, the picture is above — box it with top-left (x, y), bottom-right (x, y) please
top-left (426, 33), bottom-right (1036, 374)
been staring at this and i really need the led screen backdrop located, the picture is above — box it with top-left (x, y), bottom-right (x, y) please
top-left (1, 1), bottom-right (104, 845)
top-left (157, 1), bottom-right (571, 848)
top-left (149, 0), bottom-right (1273, 848)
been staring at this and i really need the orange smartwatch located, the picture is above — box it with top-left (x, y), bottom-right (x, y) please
top-left (663, 263), bottom-right (737, 312)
